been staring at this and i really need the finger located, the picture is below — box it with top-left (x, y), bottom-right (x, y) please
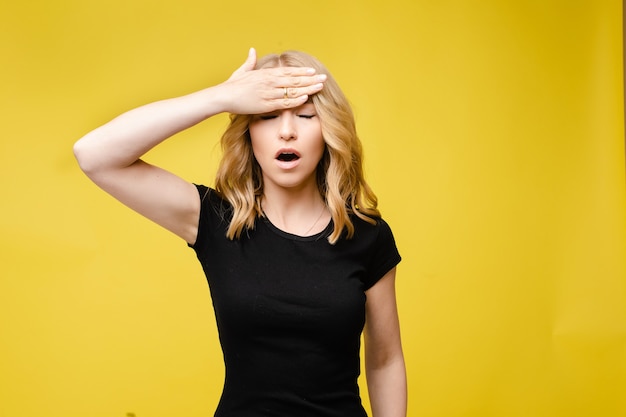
top-left (244, 47), bottom-right (257, 70)
top-left (267, 66), bottom-right (317, 78)
top-left (280, 95), bottom-right (310, 108)
top-left (284, 73), bottom-right (327, 88)
top-left (279, 87), bottom-right (296, 100)
top-left (283, 83), bottom-right (324, 98)
top-left (231, 47), bottom-right (257, 76)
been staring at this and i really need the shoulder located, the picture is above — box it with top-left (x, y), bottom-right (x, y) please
top-left (194, 185), bottom-right (231, 210)
top-left (340, 212), bottom-right (399, 255)
top-left (346, 213), bottom-right (401, 290)
top-left (349, 213), bottom-right (394, 239)
top-left (189, 185), bottom-right (233, 251)
top-left (193, 184), bottom-right (233, 226)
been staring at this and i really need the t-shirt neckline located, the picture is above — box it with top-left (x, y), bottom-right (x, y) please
top-left (261, 215), bottom-right (333, 242)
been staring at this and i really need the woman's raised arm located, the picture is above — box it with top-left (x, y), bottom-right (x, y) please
top-left (73, 48), bottom-right (325, 244)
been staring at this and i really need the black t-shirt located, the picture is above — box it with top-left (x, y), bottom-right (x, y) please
top-left (190, 185), bottom-right (401, 417)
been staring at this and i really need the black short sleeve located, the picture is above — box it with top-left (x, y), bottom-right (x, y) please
top-left (188, 184), bottom-right (232, 253)
top-left (362, 218), bottom-right (402, 290)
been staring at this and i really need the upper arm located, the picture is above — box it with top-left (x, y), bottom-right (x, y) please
top-left (364, 267), bottom-right (404, 368)
top-left (81, 158), bottom-right (201, 244)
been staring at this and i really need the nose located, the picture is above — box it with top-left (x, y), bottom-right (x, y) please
top-left (278, 112), bottom-right (297, 141)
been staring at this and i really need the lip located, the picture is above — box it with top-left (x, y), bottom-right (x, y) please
top-left (274, 148), bottom-right (301, 159)
top-left (274, 148), bottom-right (301, 170)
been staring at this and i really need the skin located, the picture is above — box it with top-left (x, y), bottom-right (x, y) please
top-left (249, 102), bottom-right (330, 235)
top-left (365, 267), bottom-right (407, 417)
top-left (73, 47), bottom-right (406, 417)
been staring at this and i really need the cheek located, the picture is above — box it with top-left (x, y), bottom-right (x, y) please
top-left (248, 124), bottom-right (259, 145)
top-left (249, 126), bottom-right (268, 157)
top-left (302, 121), bottom-right (324, 153)
top-left (314, 140), bottom-right (326, 161)
top-left (313, 131), bottom-right (326, 158)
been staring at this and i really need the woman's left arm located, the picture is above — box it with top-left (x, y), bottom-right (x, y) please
top-left (364, 267), bottom-right (407, 417)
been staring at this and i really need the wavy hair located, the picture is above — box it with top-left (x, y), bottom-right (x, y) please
top-left (214, 50), bottom-right (379, 244)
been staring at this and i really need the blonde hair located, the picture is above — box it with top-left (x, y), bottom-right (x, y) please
top-left (214, 50), bottom-right (379, 244)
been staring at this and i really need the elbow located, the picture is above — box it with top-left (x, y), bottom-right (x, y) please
top-left (365, 337), bottom-right (405, 373)
top-left (366, 350), bottom-right (405, 373)
top-left (73, 138), bottom-right (94, 175)
top-left (73, 132), bottom-right (108, 176)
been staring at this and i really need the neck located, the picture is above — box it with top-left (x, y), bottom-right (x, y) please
top-left (261, 183), bottom-right (329, 236)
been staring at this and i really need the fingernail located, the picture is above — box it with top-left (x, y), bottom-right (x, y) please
top-left (306, 68), bottom-right (316, 74)
top-left (317, 74), bottom-right (327, 82)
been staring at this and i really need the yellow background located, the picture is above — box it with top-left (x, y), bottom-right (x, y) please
top-left (1, 1), bottom-right (625, 416)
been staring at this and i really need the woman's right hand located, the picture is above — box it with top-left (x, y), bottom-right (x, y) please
top-left (215, 48), bottom-right (326, 115)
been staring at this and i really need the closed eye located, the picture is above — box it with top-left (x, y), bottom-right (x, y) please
top-left (298, 114), bottom-right (316, 119)
top-left (260, 114), bottom-right (278, 120)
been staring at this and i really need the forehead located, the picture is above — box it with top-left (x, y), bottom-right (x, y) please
top-left (293, 101), bottom-right (317, 113)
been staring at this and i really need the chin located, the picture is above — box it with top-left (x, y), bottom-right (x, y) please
top-left (265, 173), bottom-right (318, 191)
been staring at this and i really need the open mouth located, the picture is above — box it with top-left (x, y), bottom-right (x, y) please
top-left (276, 152), bottom-right (300, 162)
top-left (275, 149), bottom-right (301, 162)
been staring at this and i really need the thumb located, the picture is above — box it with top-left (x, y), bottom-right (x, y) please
top-left (243, 47), bottom-right (257, 70)
top-left (233, 47), bottom-right (257, 75)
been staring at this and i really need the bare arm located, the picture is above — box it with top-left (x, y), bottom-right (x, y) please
top-left (73, 48), bottom-right (326, 244)
top-left (73, 88), bottom-right (221, 244)
top-left (364, 268), bottom-right (407, 417)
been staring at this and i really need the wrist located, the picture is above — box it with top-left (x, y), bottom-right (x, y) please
top-left (183, 85), bottom-right (230, 119)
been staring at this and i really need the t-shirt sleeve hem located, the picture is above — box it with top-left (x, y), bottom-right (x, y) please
top-left (363, 254), bottom-right (402, 291)
top-left (187, 183), bottom-right (210, 251)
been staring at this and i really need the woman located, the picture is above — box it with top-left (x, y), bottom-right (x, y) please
top-left (74, 48), bottom-right (406, 417)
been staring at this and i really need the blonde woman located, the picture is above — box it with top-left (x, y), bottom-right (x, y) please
top-left (74, 48), bottom-right (406, 417)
